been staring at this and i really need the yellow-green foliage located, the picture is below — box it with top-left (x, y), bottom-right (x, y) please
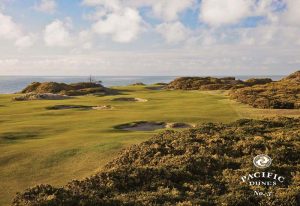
top-left (20, 82), bottom-right (112, 96)
top-left (166, 77), bottom-right (272, 90)
top-left (230, 71), bottom-right (300, 109)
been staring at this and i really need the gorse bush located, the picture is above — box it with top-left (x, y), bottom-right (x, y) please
top-left (13, 117), bottom-right (300, 206)
top-left (230, 71), bottom-right (300, 109)
top-left (20, 82), bottom-right (113, 96)
top-left (166, 77), bottom-right (272, 90)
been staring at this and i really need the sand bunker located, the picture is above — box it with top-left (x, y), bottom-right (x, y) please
top-left (46, 105), bottom-right (92, 110)
top-left (166, 122), bottom-right (194, 129)
top-left (116, 121), bottom-right (194, 131)
top-left (13, 93), bottom-right (72, 101)
top-left (92, 105), bottom-right (114, 110)
top-left (46, 105), bottom-right (114, 111)
top-left (112, 97), bottom-right (148, 102)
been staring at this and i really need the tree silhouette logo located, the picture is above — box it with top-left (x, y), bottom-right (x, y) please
top-left (253, 154), bottom-right (272, 169)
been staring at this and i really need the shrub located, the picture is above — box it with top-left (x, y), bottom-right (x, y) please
top-left (230, 71), bottom-right (300, 109)
top-left (20, 82), bottom-right (113, 96)
top-left (166, 77), bottom-right (272, 91)
top-left (13, 117), bottom-right (300, 206)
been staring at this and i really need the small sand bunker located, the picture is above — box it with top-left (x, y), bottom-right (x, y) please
top-left (13, 93), bottom-right (72, 101)
top-left (116, 121), bottom-right (166, 131)
top-left (166, 122), bottom-right (195, 129)
top-left (116, 121), bottom-right (195, 131)
top-left (112, 97), bottom-right (148, 102)
top-left (92, 105), bottom-right (114, 110)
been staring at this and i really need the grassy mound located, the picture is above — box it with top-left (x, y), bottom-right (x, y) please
top-left (230, 71), bottom-right (300, 109)
top-left (166, 77), bottom-right (272, 90)
top-left (21, 82), bottom-right (113, 96)
top-left (13, 117), bottom-right (300, 206)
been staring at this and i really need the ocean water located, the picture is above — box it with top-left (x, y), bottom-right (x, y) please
top-left (0, 75), bottom-right (284, 94)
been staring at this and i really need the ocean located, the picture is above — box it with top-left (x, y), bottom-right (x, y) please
top-left (0, 75), bottom-right (284, 94)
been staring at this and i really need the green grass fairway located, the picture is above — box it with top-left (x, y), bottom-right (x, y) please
top-left (0, 86), bottom-right (299, 205)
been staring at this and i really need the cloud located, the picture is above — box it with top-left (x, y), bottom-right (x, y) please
top-left (148, 0), bottom-right (195, 21)
top-left (44, 19), bottom-right (72, 47)
top-left (35, 0), bottom-right (57, 14)
top-left (200, 0), bottom-right (252, 26)
top-left (15, 34), bottom-right (35, 48)
top-left (78, 30), bottom-right (94, 49)
top-left (83, 0), bottom-right (194, 43)
top-left (92, 7), bottom-right (143, 43)
top-left (0, 12), bottom-right (22, 39)
top-left (83, 0), bottom-right (195, 21)
top-left (0, 12), bottom-right (35, 48)
top-left (283, 0), bottom-right (300, 26)
top-left (1, 46), bottom-right (299, 76)
top-left (156, 21), bottom-right (189, 43)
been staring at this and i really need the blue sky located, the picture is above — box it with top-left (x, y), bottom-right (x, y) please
top-left (0, 0), bottom-right (299, 75)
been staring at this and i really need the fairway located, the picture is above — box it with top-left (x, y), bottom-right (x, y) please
top-left (0, 86), bottom-right (299, 205)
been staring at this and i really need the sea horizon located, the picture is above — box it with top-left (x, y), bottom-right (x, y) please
top-left (0, 75), bottom-right (285, 94)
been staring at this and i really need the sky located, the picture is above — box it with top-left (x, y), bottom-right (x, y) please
top-left (0, 0), bottom-right (299, 76)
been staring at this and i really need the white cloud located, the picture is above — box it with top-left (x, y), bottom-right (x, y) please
top-left (0, 12), bottom-right (35, 48)
top-left (92, 7), bottom-right (143, 43)
top-left (0, 12), bottom-right (22, 39)
top-left (156, 21), bottom-right (189, 43)
top-left (44, 19), bottom-right (72, 47)
top-left (149, 0), bottom-right (195, 21)
top-left (83, 0), bottom-right (195, 21)
top-left (283, 0), bottom-right (300, 26)
top-left (83, 0), bottom-right (194, 43)
top-left (15, 34), bottom-right (35, 48)
top-left (78, 30), bottom-right (94, 49)
top-left (35, 0), bottom-right (57, 14)
top-left (200, 0), bottom-right (252, 26)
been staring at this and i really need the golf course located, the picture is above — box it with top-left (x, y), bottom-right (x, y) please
top-left (0, 84), bottom-right (299, 205)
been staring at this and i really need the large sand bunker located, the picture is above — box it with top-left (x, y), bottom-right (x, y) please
top-left (46, 105), bottom-right (113, 110)
top-left (115, 121), bottom-right (194, 131)
top-left (111, 97), bottom-right (148, 102)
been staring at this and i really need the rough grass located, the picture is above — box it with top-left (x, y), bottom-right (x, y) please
top-left (0, 86), bottom-right (299, 205)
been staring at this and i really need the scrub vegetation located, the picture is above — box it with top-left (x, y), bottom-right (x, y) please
top-left (13, 117), bottom-right (300, 206)
top-left (20, 82), bottom-right (115, 96)
top-left (166, 77), bottom-right (272, 90)
top-left (230, 71), bottom-right (300, 109)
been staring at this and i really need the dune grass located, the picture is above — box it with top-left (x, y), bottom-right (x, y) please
top-left (0, 86), bottom-right (299, 205)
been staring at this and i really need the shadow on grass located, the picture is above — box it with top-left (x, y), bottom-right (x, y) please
top-left (43, 148), bottom-right (82, 168)
top-left (0, 131), bottom-right (41, 144)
